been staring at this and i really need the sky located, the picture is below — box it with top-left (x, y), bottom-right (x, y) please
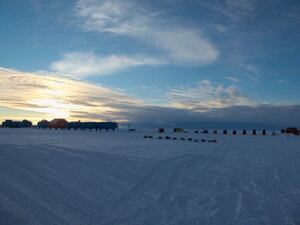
top-left (0, 0), bottom-right (300, 128)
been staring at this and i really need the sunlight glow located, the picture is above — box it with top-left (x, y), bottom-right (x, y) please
top-left (27, 98), bottom-right (82, 119)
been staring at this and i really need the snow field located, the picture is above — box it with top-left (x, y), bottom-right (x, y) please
top-left (0, 128), bottom-right (299, 225)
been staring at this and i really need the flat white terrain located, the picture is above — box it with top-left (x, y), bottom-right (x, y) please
top-left (0, 128), bottom-right (299, 225)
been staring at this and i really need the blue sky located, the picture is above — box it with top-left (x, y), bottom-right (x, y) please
top-left (0, 0), bottom-right (300, 127)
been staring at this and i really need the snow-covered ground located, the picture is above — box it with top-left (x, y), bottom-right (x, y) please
top-left (0, 128), bottom-right (299, 225)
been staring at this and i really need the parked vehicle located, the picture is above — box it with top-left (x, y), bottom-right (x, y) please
top-left (128, 128), bottom-right (136, 132)
top-left (48, 119), bottom-right (68, 129)
top-left (158, 128), bottom-right (165, 133)
top-left (285, 127), bottom-right (299, 135)
top-left (174, 128), bottom-right (184, 132)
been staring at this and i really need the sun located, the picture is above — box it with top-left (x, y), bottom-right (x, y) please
top-left (27, 98), bottom-right (78, 119)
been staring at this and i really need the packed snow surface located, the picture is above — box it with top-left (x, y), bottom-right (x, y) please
top-left (0, 128), bottom-right (300, 225)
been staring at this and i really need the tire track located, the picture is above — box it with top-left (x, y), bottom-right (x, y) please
top-left (114, 154), bottom-right (193, 204)
top-left (156, 143), bottom-right (231, 205)
top-left (157, 156), bottom-right (200, 204)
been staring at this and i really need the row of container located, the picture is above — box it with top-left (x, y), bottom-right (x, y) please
top-left (1, 119), bottom-right (118, 131)
top-left (196, 129), bottom-right (272, 135)
top-left (156, 127), bottom-right (299, 135)
top-left (144, 135), bottom-right (217, 143)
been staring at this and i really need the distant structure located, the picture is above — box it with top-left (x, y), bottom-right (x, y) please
top-left (37, 120), bottom-right (50, 129)
top-left (80, 122), bottom-right (118, 131)
top-left (2, 120), bottom-right (13, 128)
top-left (36, 119), bottom-right (118, 131)
top-left (48, 119), bottom-right (69, 129)
top-left (2, 119), bottom-right (32, 128)
top-left (67, 121), bottom-right (82, 130)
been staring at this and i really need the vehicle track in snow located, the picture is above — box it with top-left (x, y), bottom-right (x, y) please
top-left (1, 129), bottom-right (300, 225)
top-left (100, 143), bottom-right (233, 224)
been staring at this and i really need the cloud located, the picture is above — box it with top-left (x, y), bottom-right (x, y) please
top-left (0, 67), bottom-right (142, 121)
top-left (246, 74), bottom-right (259, 82)
top-left (244, 64), bottom-right (258, 72)
top-left (50, 52), bottom-right (162, 77)
top-left (226, 77), bottom-right (239, 82)
top-left (1, 67), bottom-right (300, 127)
top-left (166, 80), bottom-right (252, 110)
top-left (109, 104), bottom-right (300, 128)
top-left (50, 0), bottom-right (219, 76)
top-left (210, 0), bottom-right (255, 21)
top-left (214, 24), bottom-right (227, 33)
top-left (207, 104), bottom-right (300, 127)
top-left (278, 79), bottom-right (288, 84)
top-left (226, 0), bottom-right (255, 12)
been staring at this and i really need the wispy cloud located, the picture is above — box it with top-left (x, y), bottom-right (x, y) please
top-left (241, 64), bottom-right (259, 82)
top-left (76, 0), bottom-right (219, 64)
top-left (50, 52), bottom-right (162, 77)
top-left (278, 79), bottom-right (288, 84)
top-left (210, 0), bottom-right (255, 21)
top-left (226, 76), bottom-right (239, 82)
top-left (0, 67), bottom-right (142, 121)
top-left (226, 0), bottom-right (255, 12)
top-left (244, 64), bottom-right (258, 72)
top-left (246, 74), bottom-right (259, 82)
top-left (50, 0), bottom-right (219, 76)
top-left (166, 80), bottom-right (252, 110)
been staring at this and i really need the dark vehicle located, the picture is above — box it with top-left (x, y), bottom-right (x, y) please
top-left (128, 128), bottom-right (136, 132)
top-left (48, 119), bottom-right (68, 129)
top-left (37, 120), bottom-right (49, 129)
top-left (20, 119), bottom-right (32, 128)
top-left (67, 121), bottom-right (82, 130)
top-left (98, 122), bottom-right (118, 131)
top-left (174, 128), bottom-right (184, 132)
top-left (285, 127), bottom-right (299, 135)
top-left (158, 128), bottom-right (165, 133)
